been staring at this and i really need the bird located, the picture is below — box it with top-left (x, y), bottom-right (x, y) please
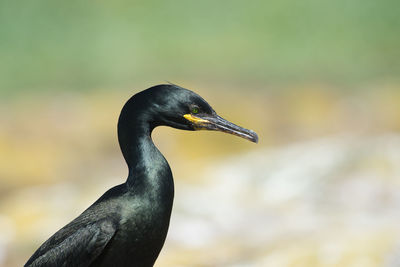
top-left (25, 84), bottom-right (258, 267)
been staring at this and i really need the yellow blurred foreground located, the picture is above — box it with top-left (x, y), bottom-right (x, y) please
top-left (1, 83), bottom-right (400, 266)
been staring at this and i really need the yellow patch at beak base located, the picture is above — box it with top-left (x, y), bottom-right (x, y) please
top-left (183, 114), bottom-right (210, 124)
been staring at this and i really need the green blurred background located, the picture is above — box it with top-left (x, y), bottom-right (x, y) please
top-left (1, 1), bottom-right (400, 266)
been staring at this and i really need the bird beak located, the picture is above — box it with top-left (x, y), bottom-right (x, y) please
top-left (183, 114), bottom-right (258, 143)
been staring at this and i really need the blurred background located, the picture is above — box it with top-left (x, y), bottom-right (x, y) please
top-left (1, 1), bottom-right (400, 266)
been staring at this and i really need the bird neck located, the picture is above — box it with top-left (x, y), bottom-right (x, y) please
top-left (117, 103), bottom-right (172, 191)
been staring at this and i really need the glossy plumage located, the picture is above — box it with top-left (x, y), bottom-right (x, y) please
top-left (25, 84), bottom-right (258, 267)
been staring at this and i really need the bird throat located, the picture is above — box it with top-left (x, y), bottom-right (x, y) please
top-left (117, 109), bottom-right (173, 193)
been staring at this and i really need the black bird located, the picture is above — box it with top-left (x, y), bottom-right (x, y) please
top-left (25, 84), bottom-right (258, 267)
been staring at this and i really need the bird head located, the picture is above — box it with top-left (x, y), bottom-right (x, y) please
top-left (141, 84), bottom-right (258, 143)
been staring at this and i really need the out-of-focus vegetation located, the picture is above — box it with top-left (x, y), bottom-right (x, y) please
top-left (0, 1), bottom-right (400, 266)
top-left (0, 0), bottom-right (399, 94)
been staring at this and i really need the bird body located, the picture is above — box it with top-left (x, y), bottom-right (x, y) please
top-left (25, 85), bottom-right (258, 267)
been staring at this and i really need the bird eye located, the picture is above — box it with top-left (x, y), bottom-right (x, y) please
top-left (191, 106), bottom-right (199, 114)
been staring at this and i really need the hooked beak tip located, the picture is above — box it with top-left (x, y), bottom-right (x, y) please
top-left (249, 130), bottom-right (259, 143)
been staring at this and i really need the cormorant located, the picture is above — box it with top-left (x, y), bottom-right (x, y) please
top-left (25, 84), bottom-right (258, 267)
